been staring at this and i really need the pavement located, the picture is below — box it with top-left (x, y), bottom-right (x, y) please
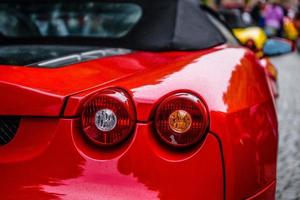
top-left (271, 53), bottom-right (300, 200)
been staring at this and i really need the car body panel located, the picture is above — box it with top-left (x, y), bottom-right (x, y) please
top-left (0, 81), bottom-right (64, 116)
top-left (259, 57), bottom-right (278, 98)
top-left (211, 99), bottom-right (277, 200)
top-left (0, 50), bottom-right (185, 116)
top-left (0, 46), bottom-right (277, 199)
top-left (246, 181), bottom-right (276, 200)
top-left (64, 46), bottom-right (271, 118)
top-left (0, 1), bottom-right (279, 199)
top-left (0, 119), bottom-right (224, 200)
top-left (63, 46), bottom-right (277, 199)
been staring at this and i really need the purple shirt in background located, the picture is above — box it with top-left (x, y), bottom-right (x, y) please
top-left (264, 4), bottom-right (284, 29)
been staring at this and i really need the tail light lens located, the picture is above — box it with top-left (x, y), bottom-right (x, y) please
top-left (155, 93), bottom-right (209, 147)
top-left (81, 88), bottom-right (135, 146)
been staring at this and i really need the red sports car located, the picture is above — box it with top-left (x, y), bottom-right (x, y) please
top-left (0, 0), bottom-right (279, 199)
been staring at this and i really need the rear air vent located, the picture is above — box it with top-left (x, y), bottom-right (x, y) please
top-left (30, 48), bottom-right (132, 68)
top-left (0, 117), bottom-right (21, 145)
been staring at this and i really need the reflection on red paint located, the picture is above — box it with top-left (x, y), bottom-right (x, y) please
top-left (0, 46), bottom-right (278, 199)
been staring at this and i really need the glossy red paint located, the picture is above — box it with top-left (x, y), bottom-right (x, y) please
top-left (0, 119), bottom-right (224, 200)
top-left (0, 81), bottom-right (64, 116)
top-left (0, 51), bottom-right (171, 116)
top-left (259, 57), bottom-right (279, 98)
top-left (0, 45), bottom-right (278, 199)
top-left (210, 100), bottom-right (278, 200)
top-left (63, 47), bottom-right (278, 199)
top-left (246, 181), bottom-right (276, 200)
top-left (0, 50), bottom-right (218, 116)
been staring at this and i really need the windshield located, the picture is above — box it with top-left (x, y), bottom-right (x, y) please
top-left (0, 2), bottom-right (142, 38)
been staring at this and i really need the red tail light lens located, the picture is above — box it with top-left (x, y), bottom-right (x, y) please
top-left (81, 88), bottom-right (135, 146)
top-left (155, 93), bottom-right (209, 147)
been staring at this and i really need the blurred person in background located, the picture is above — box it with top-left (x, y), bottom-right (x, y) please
top-left (251, 0), bottom-right (266, 27)
top-left (283, 16), bottom-right (298, 41)
top-left (294, 10), bottom-right (300, 50)
top-left (276, 0), bottom-right (298, 41)
top-left (294, 11), bottom-right (300, 31)
top-left (263, 1), bottom-right (284, 37)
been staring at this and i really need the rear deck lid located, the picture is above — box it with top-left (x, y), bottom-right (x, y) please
top-left (0, 46), bottom-right (143, 116)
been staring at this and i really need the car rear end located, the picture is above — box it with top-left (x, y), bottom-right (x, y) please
top-left (0, 84), bottom-right (224, 200)
top-left (0, 1), bottom-right (278, 199)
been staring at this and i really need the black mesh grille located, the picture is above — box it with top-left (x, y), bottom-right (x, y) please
top-left (0, 117), bottom-right (21, 145)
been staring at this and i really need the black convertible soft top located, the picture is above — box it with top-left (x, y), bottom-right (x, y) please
top-left (125, 0), bottom-right (226, 50)
top-left (0, 0), bottom-right (226, 51)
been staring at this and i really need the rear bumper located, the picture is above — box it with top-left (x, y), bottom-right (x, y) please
top-left (0, 118), bottom-right (224, 200)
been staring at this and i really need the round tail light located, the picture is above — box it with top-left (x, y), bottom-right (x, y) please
top-left (81, 88), bottom-right (135, 146)
top-left (155, 93), bottom-right (209, 147)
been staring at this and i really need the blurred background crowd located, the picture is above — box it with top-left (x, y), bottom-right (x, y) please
top-left (205, 0), bottom-right (300, 49)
